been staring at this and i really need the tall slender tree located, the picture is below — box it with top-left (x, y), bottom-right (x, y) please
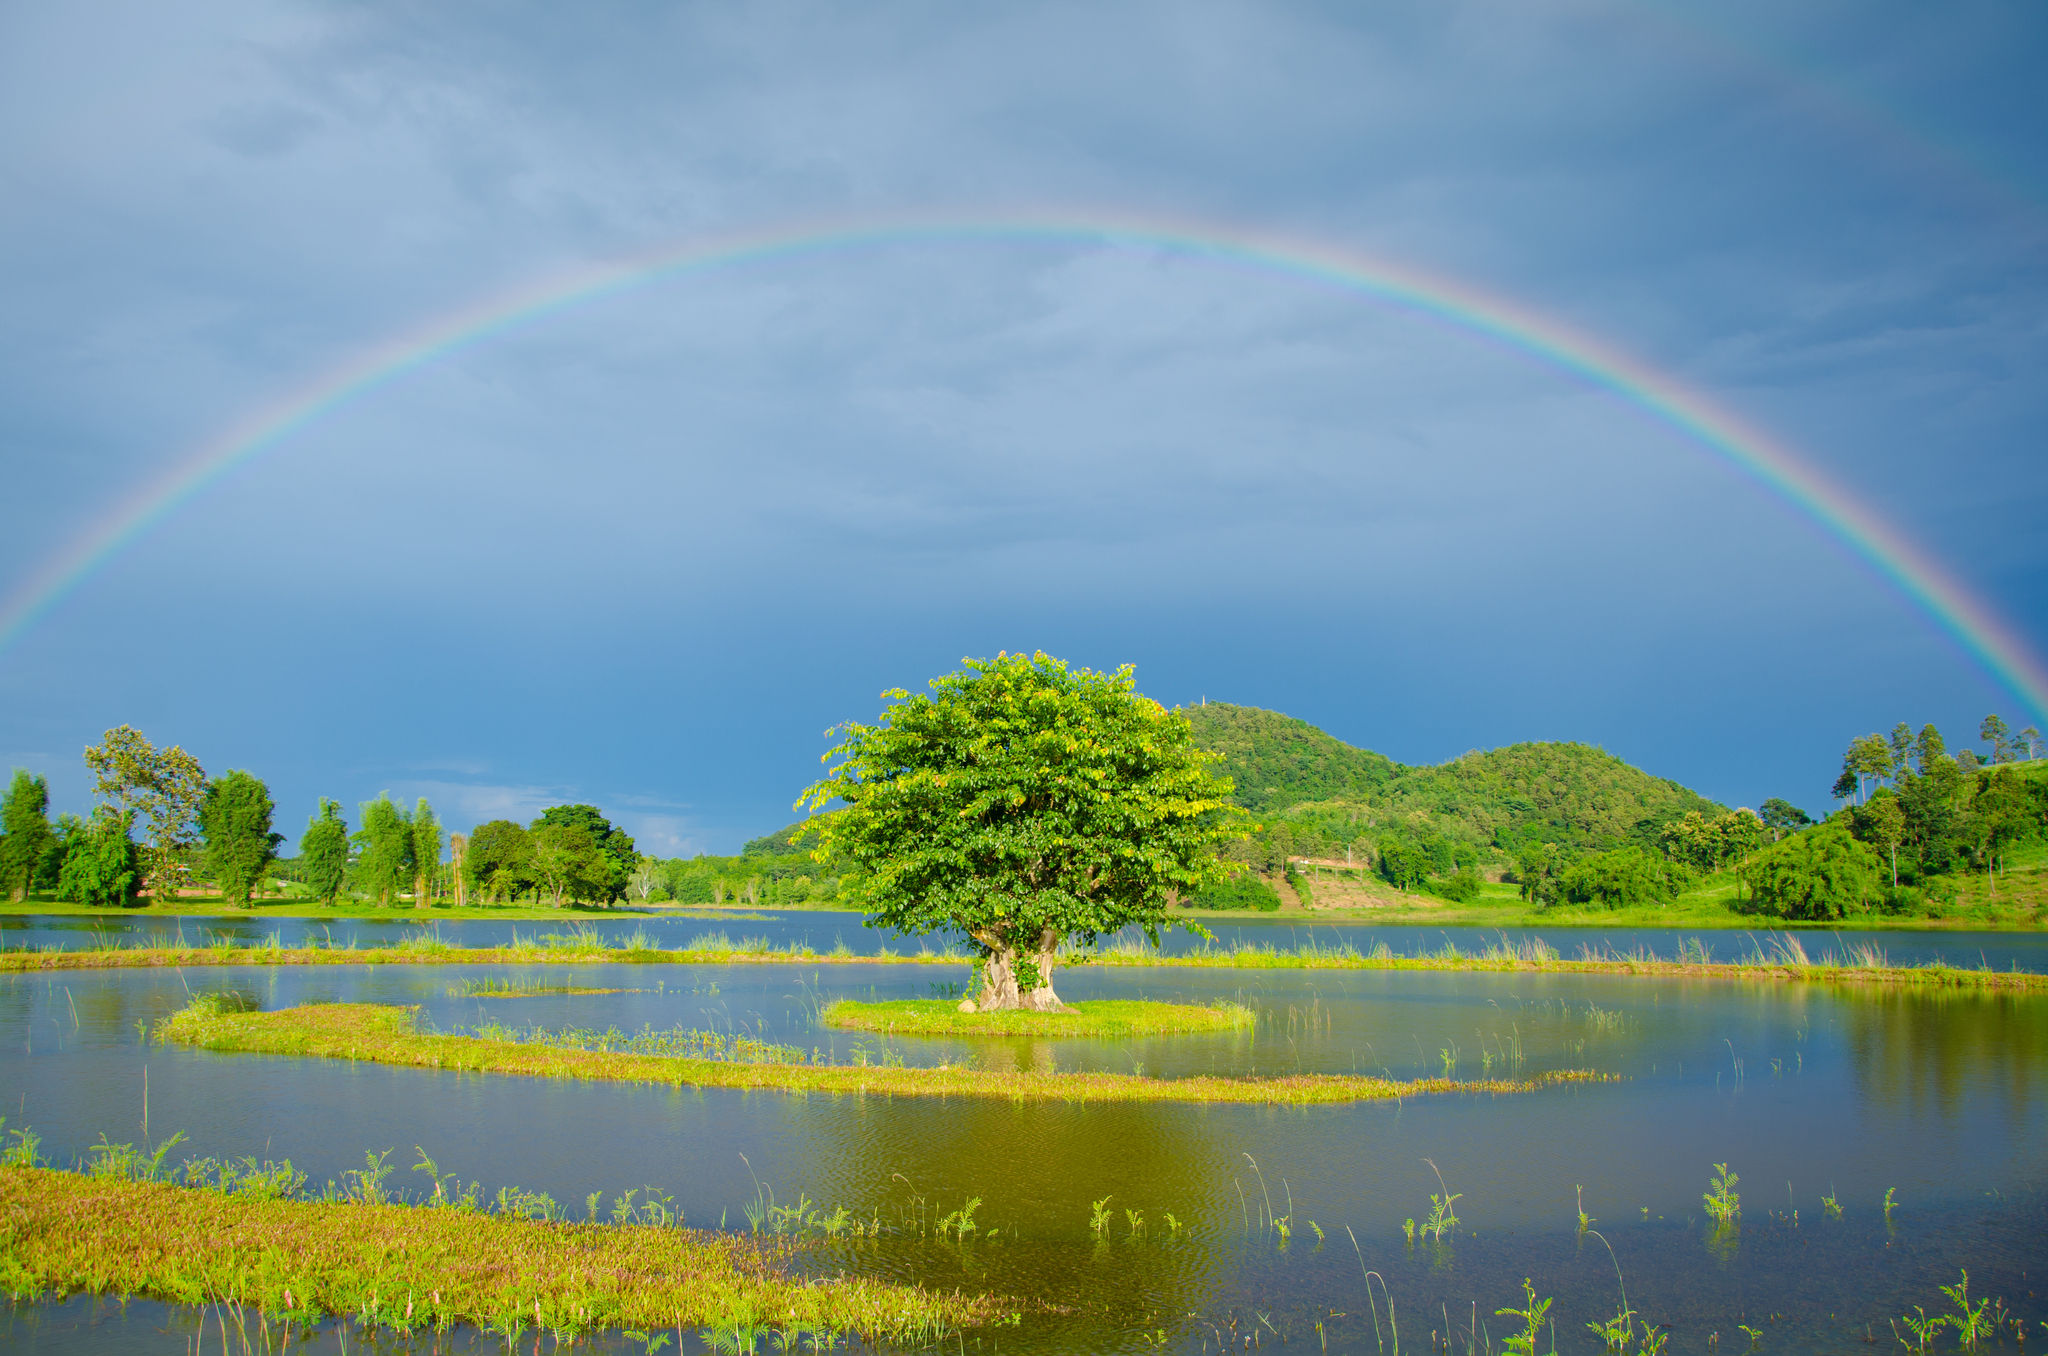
top-left (300, 800), bottom-right (350, 904)
top-left (201, 770), bottom-right (283, 907)
top-left (1, 770), bottom-right (53, 902)
top-left (411, 800), bottom-right (443, 909)
top-left (449, 832), bottom-right (469, 907)
top-left (1980, 714), bottom-right (2018, 764)
top-left (353, 794), bottom-right (414, 906)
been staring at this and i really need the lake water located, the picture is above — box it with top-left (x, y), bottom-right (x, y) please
top-left (2, 943), bottom-right (2044, 1353)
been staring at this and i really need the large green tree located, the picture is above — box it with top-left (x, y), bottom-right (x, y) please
top-left (57, 808), bottom-right (141, 907)
top-left (532, 805), bottom-right (635, 902)
top-left (527, 820), bottom-right (608, 906)
top-left (466, 820), bottom-right (532, 902)
top-left (796, 653), bottom-right (1243, 1012)
top-left (200, 770), bottom-right (283, 907)
top-left (299, 800), bottom-right (350, 904)
top-left (83, 726), bottom-right (206, 905)
top-left (353, 795), bottom-right (414, 905)
top-left (1, 769), bottom-right (54, 902)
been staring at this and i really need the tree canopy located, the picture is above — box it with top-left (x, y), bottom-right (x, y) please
top-left (1, 770), bottom-right (53, 903)
top-left (797, 653), bottom-right (1243, 1011)
top-left (200, 770), bottom-right (283, 907)
top-left (84, 726), bottom-right (206, 905)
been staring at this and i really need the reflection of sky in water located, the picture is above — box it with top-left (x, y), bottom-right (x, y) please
top-left (5, 910), bottom-right (2047, 973)
top-left (3, 962), bottom-right (2043, 1354)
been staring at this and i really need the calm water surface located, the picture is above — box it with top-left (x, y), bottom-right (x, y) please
top-left (2, 956), bottom-right (2043, 1353)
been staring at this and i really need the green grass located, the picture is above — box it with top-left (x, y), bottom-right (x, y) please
top-left (820, 998), bottom-right (1255, 1037)
top-left (0, 1164), bottom-right (985, 1344)
top-left (157, 1000), bottom-right (1612, 1106)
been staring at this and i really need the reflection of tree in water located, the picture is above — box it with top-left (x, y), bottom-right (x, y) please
top-left (777, 1095), bottom-right (1241, 1341)
top-left (1842, 988), bottom-right (2047, 1120)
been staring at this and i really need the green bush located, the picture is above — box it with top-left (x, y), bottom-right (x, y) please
top-left (1556, 845), bottom-right (1689, 910)
top-left (1744, 822), bottom-right (1882, 920)
top-left (1422, 869), bottom-right (1482, 903)
top-left (1187, 876), bottom-right (1282, 912)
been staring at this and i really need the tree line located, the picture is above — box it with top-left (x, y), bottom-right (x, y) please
top-left (0, 726), bottom-right (647, 909)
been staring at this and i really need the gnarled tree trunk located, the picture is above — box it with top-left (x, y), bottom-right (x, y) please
top-left (971, 924), bottom-right (1074, 1012)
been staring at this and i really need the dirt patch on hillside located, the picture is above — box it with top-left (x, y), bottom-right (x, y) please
top-left (1285, 863), bottom-right (1440, 912)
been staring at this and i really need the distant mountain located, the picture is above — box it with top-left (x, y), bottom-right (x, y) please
top-left (1182, 702), bottom-right (1722, 853)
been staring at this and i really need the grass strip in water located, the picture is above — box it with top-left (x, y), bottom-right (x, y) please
top-left (159, 1001), bottom-right (1610, 1105)
top-left (0, 1165), bottom-right (988, 1342)
top-left (9, 927), bottom-right (2041, 990)
top-left (820, 998), bottom-right (1254, 1037)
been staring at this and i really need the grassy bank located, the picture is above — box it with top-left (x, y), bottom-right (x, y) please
top-left (158, 1001), bottom-right (1609, 1106)
top-left (820, 998), bottom-right (1255, 1037)
top-left (10, 925), bottom-right (2044, 991)
top-left (0, 1165), bottom-right (986, 1344)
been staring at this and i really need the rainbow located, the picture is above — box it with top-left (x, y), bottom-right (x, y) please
top-left (3, 211), bottom-right (2043, 718)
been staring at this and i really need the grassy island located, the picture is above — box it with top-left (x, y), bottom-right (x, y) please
top-left (158, 1000), bottom-right (1611, 1106)
top-left (820, 997), bottom-right (1254, 1037)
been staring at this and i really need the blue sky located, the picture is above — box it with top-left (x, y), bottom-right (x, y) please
top-left (2, 1), bottom-right (2044, 855)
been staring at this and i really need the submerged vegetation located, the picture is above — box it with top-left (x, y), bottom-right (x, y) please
top-left (820, 997), bottom-right (1256, 1037)
top-left (156, 999), bottom-right (1612, 1105)
top-left (0, 1158), bottom-right (986, 1346)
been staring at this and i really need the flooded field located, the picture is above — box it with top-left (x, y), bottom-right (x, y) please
top-left (3, 935), bottom-right (2044, 1353)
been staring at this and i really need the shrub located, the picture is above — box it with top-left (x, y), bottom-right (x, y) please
top-left (1187, 876), bottom-right (1282, 911)
top-left (1556, 846), bottom-right (1688, 910)
top-left (1423, 870), bottom-right (1482, 903)
top-left (1743, 822), bottom-right (1882, 920)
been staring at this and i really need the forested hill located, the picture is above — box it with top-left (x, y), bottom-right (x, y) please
top-left (1181, 702), bottom-right (1722, 853)
top-left (1377, 742), bottom-right (1724, 849)
top-left (1179, 703), bottom-right (1400, 812)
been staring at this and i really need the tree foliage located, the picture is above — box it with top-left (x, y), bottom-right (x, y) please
top-left (200, 770), bottom-right (283, 907)
top-left (1744, 821), bottom-right (1881, 920)
top-left (531, 805), bottom-right (635, 903)
top-left (465, 820), bottom-right (532, 902)
top-left (411, 800), bottom-right (444, 908)
top-left (299, 800), bottom-right (350, 905)
top-left (83, 726), bottom-right (206, 905)
top-left (353, 795), bottom-right (415, 906)
top-left (797, 653), bottom-right (1243, 1011)
top-left (56, 809), bottom-right (141, 907)
top-left (1, 769), bottom-right (53, 902)
top-left (1555, 845), bottom-right (1691, 910)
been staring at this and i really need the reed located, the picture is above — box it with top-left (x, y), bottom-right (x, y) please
top-left (157, 1000), bottom-right (1616, 1107)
